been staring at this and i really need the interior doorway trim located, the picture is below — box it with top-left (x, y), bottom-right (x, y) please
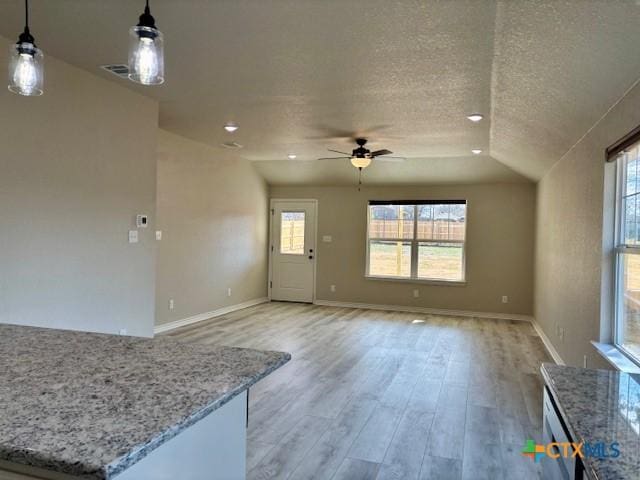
top-left (268, 198), bottom-right (318, 303)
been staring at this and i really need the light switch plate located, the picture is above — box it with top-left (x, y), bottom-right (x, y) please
top-left (128, 230), bottom-right (139, 243)
top-left (156, 230), bottom-right (162, 241)
top-left (322, 235), bottom-right (332, 243)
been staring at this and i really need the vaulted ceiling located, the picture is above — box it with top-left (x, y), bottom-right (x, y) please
top-left (1, 0), bottom-right (639, 185)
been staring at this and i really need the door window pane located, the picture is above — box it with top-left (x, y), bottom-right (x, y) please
top-left (368, 241), bottom-right (411, 278)
top-left (418, 242), bottom-right (464, 281)
top-left (280, 212), bottom-right (305, 254)
top-left (369, 205), bottom-right (414, 239)
top-left (620, 253), bottom-right (640, 360)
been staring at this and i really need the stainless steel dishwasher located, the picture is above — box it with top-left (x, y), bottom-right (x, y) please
top-left (542, 386), bottom-right (585, 480)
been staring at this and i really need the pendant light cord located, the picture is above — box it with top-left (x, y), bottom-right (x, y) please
top-left (25, 0), bottom-right (29, 29)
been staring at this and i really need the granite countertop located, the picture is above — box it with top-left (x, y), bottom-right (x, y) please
top-left (0, 323), bottom-right (290, 479)
top-left (542, 363), bottom-right (640, 480)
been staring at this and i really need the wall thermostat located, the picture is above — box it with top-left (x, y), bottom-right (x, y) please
top-left (136, 214), bottom-right (148, 228)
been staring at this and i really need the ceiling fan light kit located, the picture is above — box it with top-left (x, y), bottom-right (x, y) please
top-left (350, 156), bottom-right (371, 169)
top-left (8, 0), bottom-right (43, 96)
top-left (317, 137), bottom-right (405, 188)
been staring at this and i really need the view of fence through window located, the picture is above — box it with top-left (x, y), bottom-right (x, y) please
top-left (367, 202), bottom-right (466, 281)
top-left (280, 211), bottom-right (305, 255)
top-left (618, 146), bottom-right (640, 361)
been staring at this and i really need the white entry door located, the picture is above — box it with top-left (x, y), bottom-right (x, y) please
top-left (270, 200), bottom-right (317, 303)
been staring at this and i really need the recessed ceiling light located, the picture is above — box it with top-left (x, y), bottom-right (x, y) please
top-left (471, 149), bottom-right (482, 155)
top-left (467, 114), bottom-right (484, 122)
top-left (224, 122), bottom-right (239, 133)
top-left (287, 154), bottom-right (297, 160)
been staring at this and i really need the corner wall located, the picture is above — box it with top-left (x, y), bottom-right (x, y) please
top-left (0, 36), bottom-right (159, 337)
top-left (271, 183), bottom-right (535, 316)
top-left (154, 130), bottom-right (269, 326)
top-left (535, 80), bottom-right (640, 368)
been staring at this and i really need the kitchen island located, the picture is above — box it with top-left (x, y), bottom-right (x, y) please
top-left (0, 324), bottom-right (290, 480)
top-left (541, 363), bottom-right (640, 480)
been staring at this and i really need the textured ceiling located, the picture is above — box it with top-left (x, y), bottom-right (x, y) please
top-left (491, 1), bottom-right (640, 179)
top-left (255, 155), bottom-right (528, 186)
top-left (1, 1), bottom-right (639, 184)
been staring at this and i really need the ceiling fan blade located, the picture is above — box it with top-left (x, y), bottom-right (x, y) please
top-left (328, 149), bottom-right (352, 155)
top-left (375, 156), bottom-right (406, 163)
top-left (370, 149), bottom-right (393, 157)
top-left (307, 124), bottom-right (393, 141)
top-left (317, 156), bottom-right (349, 161)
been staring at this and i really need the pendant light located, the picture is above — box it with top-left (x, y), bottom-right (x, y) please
top-left (8, 0), bottom-right (43, 96)
top-left (128, 0), bottom-right (164, 85)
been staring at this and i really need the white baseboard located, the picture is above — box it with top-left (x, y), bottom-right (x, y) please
top-left (530, 319), bottom-right (565, 365)
top-left (154, 297), bottom-right (269, 334)
top-left (313, 299), bottom-right (533, 322)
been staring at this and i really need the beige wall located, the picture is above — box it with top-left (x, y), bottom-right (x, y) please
top-left (0, 36), bottom-right (159, 337)
top-left (535, 81), bottom-right (640, 369)
top-left (155, 130), bottom-right (269, 326)
top-left (271, 183), bottom-right (535, 315)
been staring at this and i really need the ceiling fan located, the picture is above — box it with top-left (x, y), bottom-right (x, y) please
top-left (318, 138), bottom-right (405, 189)
top-left (318, 138), bottom-right (405, 169)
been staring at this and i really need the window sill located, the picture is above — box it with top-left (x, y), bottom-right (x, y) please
top-left (364, 275), bottom-right (467, 287)
top-left (591, 341), bottom-right (640, 373)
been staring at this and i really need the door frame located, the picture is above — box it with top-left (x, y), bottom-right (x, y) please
top-left (268, 198), bottom-right (318, 303)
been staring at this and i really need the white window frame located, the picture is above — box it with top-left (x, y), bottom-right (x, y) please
top-left (613, 152), bottom-right (640, 366)
top-left (365, 202), bottom-right (467, 285)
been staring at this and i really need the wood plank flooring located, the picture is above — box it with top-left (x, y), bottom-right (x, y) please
top-left (165, 301), bottom-right (550, 480)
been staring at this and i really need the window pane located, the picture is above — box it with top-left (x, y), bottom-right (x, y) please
top-left (368, 240), bottom-right (411, 277)
top-left (369, 205), bottom-right (414, 239)
top-left (280, 211), bottom-right (305, 254)
top-left (620, 253), bottom-right (640, 360)
top-left (624, 194), bottom-right (640, 245)
top-left (417, 204), bottom-right (466, 241)
top-left (626, 154), bottom-right (638, 196)
top-left (418, 242), bottom-right (464, 281)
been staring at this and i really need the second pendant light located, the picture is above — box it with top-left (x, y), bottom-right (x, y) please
top-left (8, 0), bottom-right (43, 96)
top-left (128, 0), bottom-right (164, 86)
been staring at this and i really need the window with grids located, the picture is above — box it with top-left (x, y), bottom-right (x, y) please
top-left (366, 201), bottom-right (466, 282)
top-left (615, 144), bottom-right (640, 363)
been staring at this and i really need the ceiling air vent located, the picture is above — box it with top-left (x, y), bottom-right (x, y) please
top-left (220, 142), bottom-right (244, 149)
top-left (100, 64), bottom-right (130, 79)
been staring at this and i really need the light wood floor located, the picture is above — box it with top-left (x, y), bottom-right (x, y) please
top-left (165, 301), bottom-right (550, 480)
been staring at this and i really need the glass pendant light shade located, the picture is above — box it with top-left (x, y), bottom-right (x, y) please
top-left (128, 2), bottom-right (164, 86)
top-left (8, 39), bottom-right (43, 96)
top-left (128, 26), bottom-right (164, 85)
top-left (8, 0), bottom-right (43, 97)
top-left (351, 156), bottom-right (372, 169)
